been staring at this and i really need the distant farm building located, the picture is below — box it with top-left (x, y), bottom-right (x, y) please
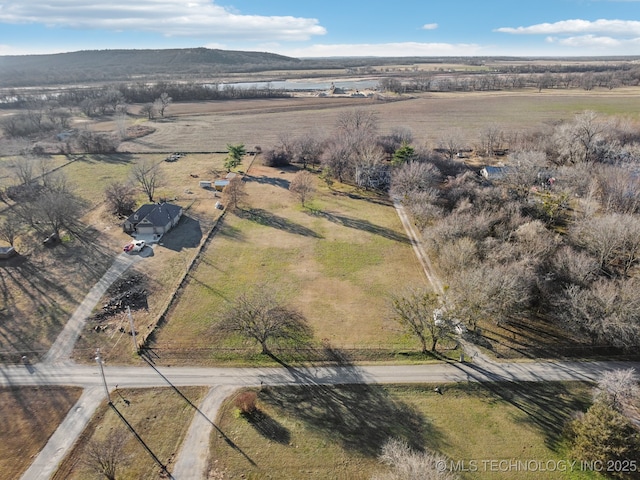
top-left (123, 202), bottom-right (183, 239)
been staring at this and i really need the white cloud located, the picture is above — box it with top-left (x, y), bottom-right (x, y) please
top-left (421, 23), bottom-right (438, 30)
top-left (496, 19), bottom-right (640, 36)
top-left (546, 34), bottom-right (640, 49)
top-left (0, 0), bottom-right (326, 41)
top-left (274, 42), bottom-right (484, 58)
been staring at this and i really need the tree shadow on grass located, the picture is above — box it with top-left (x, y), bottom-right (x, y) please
top-left (306, 209), bottom-right (410, 244)
top-left (259, 347), bottom-right (443, 457)
top-left (244, 175), bottom-right (291, 190)
top-left (237, 208), bottom-right (322, 238)
top-left (490, 380), bottom-right (591, 450)
top-left (243, 410), bottom-right (291, 444)
top-left (455, 362), bottom-right (592, 450)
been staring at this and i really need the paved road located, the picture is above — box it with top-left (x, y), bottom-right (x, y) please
top-left (4, 359), bottom-right (640, 390)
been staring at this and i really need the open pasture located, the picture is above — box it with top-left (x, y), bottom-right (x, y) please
top-left (121, 87), bottom-right (640, 154)
top-left (149, 162), bottom-right (428, 364)
top-left (211, 382), bottom-right (596, 480)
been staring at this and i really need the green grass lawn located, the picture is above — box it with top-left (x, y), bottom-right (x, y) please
top-left (211, 382), bottom-right (603, 480)
top-left (149, 165), bottom-right (432, 364)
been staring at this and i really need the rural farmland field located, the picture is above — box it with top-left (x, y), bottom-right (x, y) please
top-left (119, 88), bottom-right (640, 154)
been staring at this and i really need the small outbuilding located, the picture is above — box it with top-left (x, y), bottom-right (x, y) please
top-left (214, 180), bottom-right (229, 191)
top-left (480, 166), bottom-right (508, 180)
top-left (123, 202), bottom-right (183, 238)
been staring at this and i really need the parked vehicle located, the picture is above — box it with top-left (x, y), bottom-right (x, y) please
top-left (123, 240), bottom-right (145, 253)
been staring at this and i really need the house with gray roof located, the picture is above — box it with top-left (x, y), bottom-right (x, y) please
top-left (123, 202), bottom-right (183, 240)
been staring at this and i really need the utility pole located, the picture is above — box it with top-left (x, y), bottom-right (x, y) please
top-left (126, 306), bottom-right (138, 354)
top-left (95, 348), bottom-right (111, 404)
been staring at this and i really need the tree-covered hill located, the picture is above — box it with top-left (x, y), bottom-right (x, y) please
top-left (0, 47), bottom-right (302, 87)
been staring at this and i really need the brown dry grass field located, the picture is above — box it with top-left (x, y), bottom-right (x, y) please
top-left (120, 88), bottom-right (640, 154)
top-left (0, 386), bottom-right (83, 478)
top-left (53, 386), bottom-right (207, 479)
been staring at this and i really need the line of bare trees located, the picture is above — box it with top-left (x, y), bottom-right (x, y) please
top-left (391, 111), bottom-right (640, 351)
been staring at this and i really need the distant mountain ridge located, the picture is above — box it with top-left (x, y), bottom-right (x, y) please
top-left (0, 47), bottom-right (302, 87)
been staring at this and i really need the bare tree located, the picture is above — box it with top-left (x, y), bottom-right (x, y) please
top-left (477, 124), bottom-right (504, 157)
top-left (594, 368), bottom-right (639, 411)
top-left (501, 150), bottom-right (548, 200)
top-left (218, 285), bottom-right (312, 355)
top-left (404, 190), bottom-right (443, 230)
top-left (84, 434), bottom-right (128, 480)
top-left (293, 132), bottom-right (325, 170)
top-left (438, 129), bottom-right (465, 160)
top-left (559, 278), bottom-right (640, 348)
top-left (549, 246), bottom-right (599, 287)
top-left (570, 213), bottom-right (640, 276)
top-left (155, 92), bottom-right (172, 118)
top-left (355, 144), bottom-right (389, 190)
top-left (114, 111), bottom-right (129, 140)
top-left (104, 181), bottom-right (137, 217)
top-left (390, 288), bottom-right (452, 353)
top-left (131, 160), bottom-right (162, 202)
top-left (596, 164), bottom-right (640, 214)
top-left (0, 211), bottom-right (21, 247)
top-left (321, 140), bottom-right (353, 183)
top-left (139, 103), bottom-right (155, 120)
top-left (390, 161), bottom-right (442, 200)
top-left (448, 262), bottom-right (533, 331)
top-left (224, 175), bottom-right (247, 209)
top-left (289, 170), bottom-right (316, 207)
top-left (553, 111), bottom-right (604, 164)
top-left (336, 109), bottom-right (379, 138)
top-left (372, 437), bottom-right (459, 480)
top-left (33, 172), bottom-right (82, 238)
top-left (12, 155), bottom-right (36, 186)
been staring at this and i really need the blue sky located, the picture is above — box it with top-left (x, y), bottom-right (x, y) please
top-left (0, 0), bottom-right (639, 57)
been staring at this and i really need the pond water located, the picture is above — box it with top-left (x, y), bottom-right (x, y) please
top-left (216, 79), bottom-right (380, 91)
